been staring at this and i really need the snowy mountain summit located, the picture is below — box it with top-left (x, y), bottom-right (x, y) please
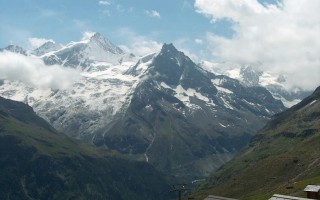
top-left (39, 32), bottom-right (135, 70)
top-left (0, 45), bottom-right (27, 55)
top-left (32, 41), bottom-right (62, 56)
top-left (88, 32), bottom-right (124, 55)
top-left (200, 62), bottom-right (311, 108)
top-left (236, 65), bottom-right (311, 107)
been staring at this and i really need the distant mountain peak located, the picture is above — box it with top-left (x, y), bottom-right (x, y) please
top-left (89, 32), bottom-right (103, 40)
top-left (240, 64), bottom-right (263, 86)
top-left (36, 32), bottom-right (136, 68)
top-left (43, 41), bottom-right (56, 45)
top-left (160, 43), bottom-right (179, 55)
top-left (154, 43), bottom-right (187, 69)
top-left (162, 43), bottom-right (175, 49)
top-left (87, 32), bottom-right (124, 55)
top-left (1, 45), bottom-right (27, 55)
top-left (156, 43), bottom-right (190, 67)
top-left (33, 41), bottom-right (62, 56)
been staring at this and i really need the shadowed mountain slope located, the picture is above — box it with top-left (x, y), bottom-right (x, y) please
top-left (194, 86), bottom-right (320, 200)
top-left (0, 96), bottom-right (171, 200)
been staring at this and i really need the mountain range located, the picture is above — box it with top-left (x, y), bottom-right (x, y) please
top-left (194, 86), bottom-right (320, 199)
top-left (0, 33), bottom-right (288, 183)
top-left (200, 62), bottom-right (311, 108)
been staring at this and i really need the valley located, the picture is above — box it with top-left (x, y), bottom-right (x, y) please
top-left (0, 32), bottom-right (318, 200)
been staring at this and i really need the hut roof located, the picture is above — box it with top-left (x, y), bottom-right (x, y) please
top-left (269, 194), bottom-right (312, 200)
top-left (304, 185), bottom-right (320, 192)
top-left (204, 195), bottom-right (238, 200)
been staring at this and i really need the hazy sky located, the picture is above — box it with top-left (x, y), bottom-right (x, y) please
top-left (0, 0), bottom-right (319, 91)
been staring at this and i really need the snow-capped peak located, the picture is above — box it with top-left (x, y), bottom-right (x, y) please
top-left (88, 32), bottom-right (124, 55)
top-left (32, 41), bottom-right (63, 56)
top-left (81, 31), bottom-right (96, 41)
top-left (79, 32), bottom-right (124, 55)
top-left (1, 45), bottom-right (27, 55)
top-left (37, 32), bottom-right (134, 69)
top-left (239, 65), bottom-right (263, 86)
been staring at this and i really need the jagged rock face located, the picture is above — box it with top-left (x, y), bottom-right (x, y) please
top-left (0, 38), bottom-right (285, 183)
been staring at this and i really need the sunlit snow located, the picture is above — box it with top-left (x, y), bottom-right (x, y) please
top-left (160, 82), bottom-right (216, 108)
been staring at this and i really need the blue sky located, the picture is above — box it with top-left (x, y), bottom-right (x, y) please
top-left (0, 0), bottom-right (275, 57)
top-left (0, 0), bottom-right (319, 90)
top-left (0, 0), bottom-right (212, 51)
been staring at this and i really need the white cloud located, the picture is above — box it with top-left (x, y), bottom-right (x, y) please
top-left (182, 0), bottom-right (192, 10)
top-left (179, 47), bottom-right (199, 62)
top-left (131, 40), bottom-right (161, 56)
top-left (195, 38), bottom-right (203, 44)
top-left (99, 0), bottom-right (111, 6)
top-left (117, 28), bottom-right (162, 56)
top-left (100, 9), bottom-right (111, 16)
top-left (195, 0), bottom-right (320, 91)
top-left (119, 40), bottom-right (162, 56)
top-left (0, 52), bottom-right (80, 90)
top-left (73, 19), bottom-right (91, 31)
top-left (28, 37), bottom-right (54, 49)
top-left (116, 4), bottom-right (125, 12)
top-left (39, 9), bottom-right (58, 17)
top-left (174, 38), bottom-right (200, 61)
top-left (81, 31), bottom-right (96, 40)
top-left (145, 10), bottom-right (161, 18)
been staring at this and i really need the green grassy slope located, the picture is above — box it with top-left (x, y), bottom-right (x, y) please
top-left (193, 86), bottom-right (320, 200)
top-left (0, 97), bottom-right (172, 200)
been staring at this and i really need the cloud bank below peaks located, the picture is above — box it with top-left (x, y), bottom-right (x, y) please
top-left (0, 52), bottom-right (80, 90)
top-left (195, 0), bottom-right (320, 91)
